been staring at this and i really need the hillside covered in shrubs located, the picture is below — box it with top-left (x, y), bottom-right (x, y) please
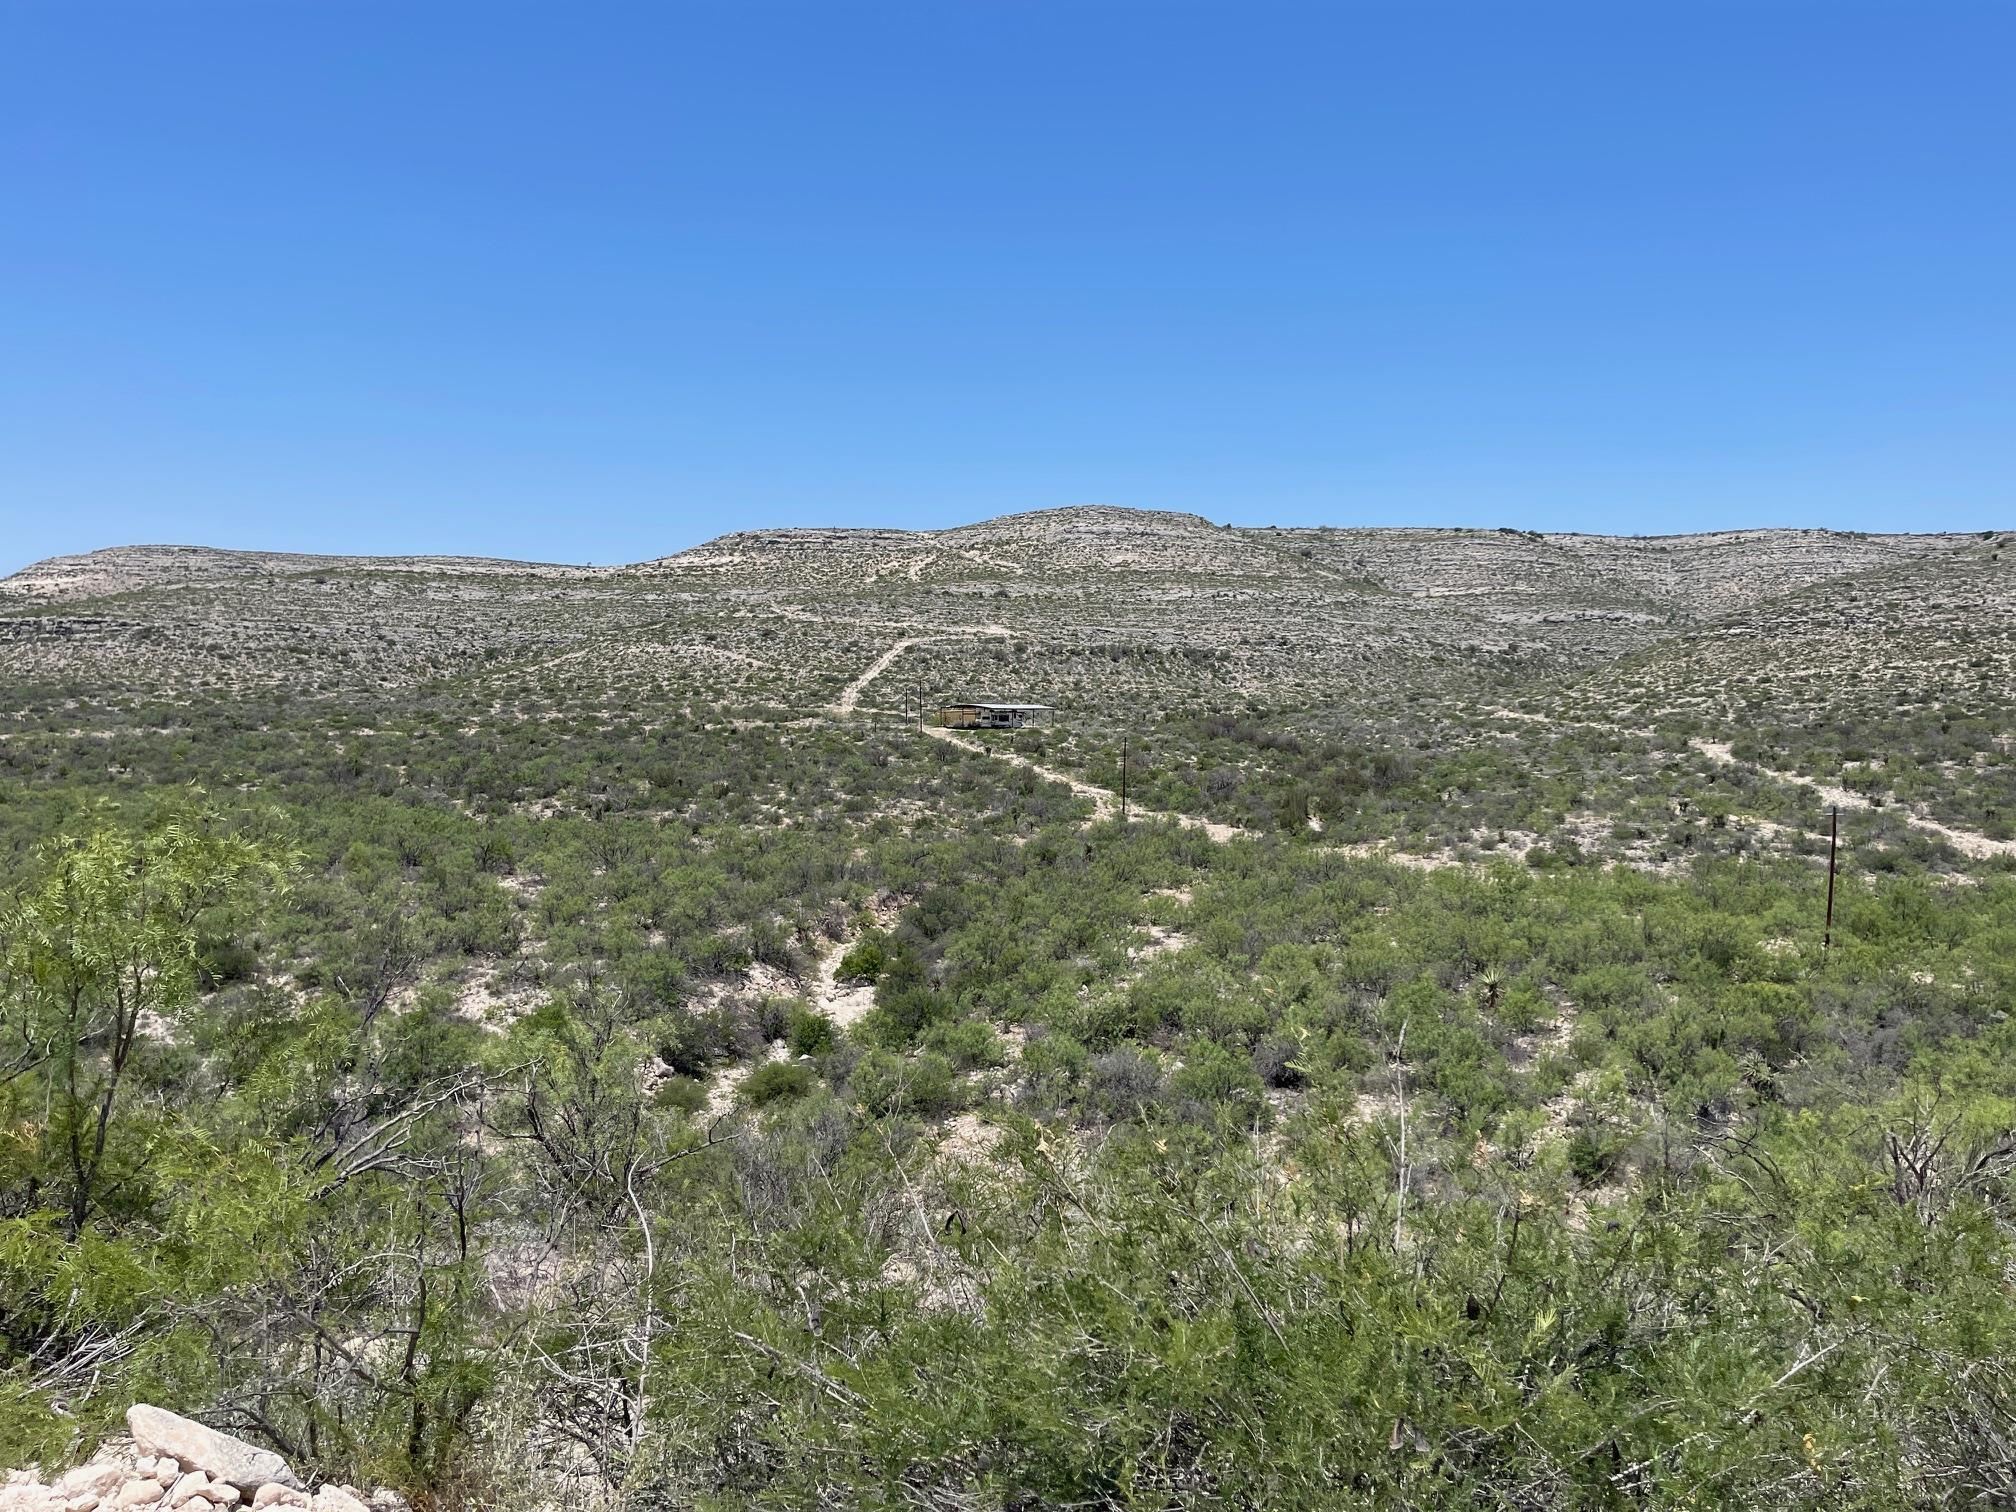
top-left (3, 514), bottom-right (2016, 1507)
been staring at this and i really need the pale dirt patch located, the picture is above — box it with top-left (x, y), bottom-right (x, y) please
top-left (134, 1007), bottom-right (178, 1044)
top-left (811, 938), bottom-right (878, 1029)
top-left (671, 960), bottom-right (805, 1036)
top-left (1334, 841), bottom-right (1467, 872)
top-left (701, 1041), bottom-right (791, 1121)
top-left (799, 897), bottom-right (909, 1029)
top-left (1908, 815), bottom-right (2016, 860)
top-left (1194, 819), bottom-right (1246, 842)
top-left (1129, 923), bottom-right (1190, 962)
top-left (1538, 1065), bottom-right (1606, 1144)
top-left (1508, 996), bottom-right (1578, 1067)
top-left (1738, 816), bottom-right (1825, 847)
top-left (1346, 1088), bottom-right (1404, 1126)
top-left (863, 552), bottom-right (937, 584)
top-left (1486, 707), bottom-right (1658, 740)
top-left (955, 548), bottom-right (1025, 575)
top-left (742, 961), bottom-right (799, 1000)
top-left (704, 1064), bottom-right (743, 1122)
top-left (1564, 1180), bottom-right (1632, 1232)
top-left (449, 961), bottom-right (543, 1031)
top-left (938, 1112), bottom-right (1003, 1165)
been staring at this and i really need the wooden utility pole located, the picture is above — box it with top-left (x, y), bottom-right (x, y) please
top-left (1120, 735), bottom-right (1130, 824)
top-left (1823, 805), bottom-right (1839, 952)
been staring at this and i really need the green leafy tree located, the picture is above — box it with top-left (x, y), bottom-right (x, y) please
top-left (2, 815), bottom-right (288, 1234)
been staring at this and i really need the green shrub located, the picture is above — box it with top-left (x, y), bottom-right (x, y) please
top-left (653, 1074), bottom-right (708, 1114)
top-left (864, 948), bottom-right (950, 1046)
top-left (786, 1004), bottom-right (836, 1057)
top-left (1171, 1038), bottom-right (1266, 1126)
top-left (835, 932), bottom-right (890, 984)
top-left (850, 1049), bottom-right (959, 1118)
top-left (655, 1004), bottom-right (738, 1075)
top-left (923, 1018), bottom-right (1003, 1072)
top-left (741, 1061), bottom-right (816, 1106)
top-left (754, 994), bottom-right (797, 1042)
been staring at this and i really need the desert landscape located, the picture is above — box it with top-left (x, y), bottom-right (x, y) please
top-left (10, 0), bottom-right (2012, 1501)
top-left (2, 507), bottom-right (2014, 1507)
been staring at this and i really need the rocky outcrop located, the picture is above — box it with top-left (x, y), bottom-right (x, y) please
top-left (125, 1407), bottom-right (302, 1495)
top-left (0, 1407), bottom-right (406, 1512)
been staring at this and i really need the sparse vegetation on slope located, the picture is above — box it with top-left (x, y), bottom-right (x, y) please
top-left (1, 507), bottom-right (2013, 1509)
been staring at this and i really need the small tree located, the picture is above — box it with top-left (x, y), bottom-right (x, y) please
top-left (2, 814), bottom-right (287, 1234)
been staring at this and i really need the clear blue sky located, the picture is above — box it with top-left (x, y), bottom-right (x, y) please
top-left (3, 2), bottom-right (2011, 573)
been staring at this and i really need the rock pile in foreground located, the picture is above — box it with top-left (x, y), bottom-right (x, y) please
top-left (0, 1406), bottom-right (407, 1512)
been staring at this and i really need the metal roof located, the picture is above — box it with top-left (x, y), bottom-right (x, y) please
top-left (952, 702), bottom-right (1050, 711)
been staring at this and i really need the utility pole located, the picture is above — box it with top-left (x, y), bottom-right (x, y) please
top-left (1823, 805), bottom-right (1839, 953)
top-left (1120, 734), bottom-right (1129, 824)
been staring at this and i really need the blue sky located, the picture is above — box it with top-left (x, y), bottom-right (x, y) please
top-left (2, 2), bottom-right (2011, 573)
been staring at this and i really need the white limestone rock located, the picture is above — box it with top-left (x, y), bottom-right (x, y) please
top-left (54, 1466), bottom-right (122, 1499)
top-left (124, 1411), bottom-right (300, 1495)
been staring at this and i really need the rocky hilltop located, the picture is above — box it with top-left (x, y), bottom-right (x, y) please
top-left (0, 505), bottom-right (2008, 723)
top-left (0, 546), bottom-right (594, 607)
